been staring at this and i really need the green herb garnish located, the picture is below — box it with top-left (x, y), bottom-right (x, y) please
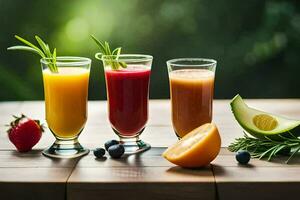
top-left (228, 132), bottom-right (300, 164)
top-left (7, 35), bottom-right (58, 72)
top-left (90, 35), bottom-right (126, 70)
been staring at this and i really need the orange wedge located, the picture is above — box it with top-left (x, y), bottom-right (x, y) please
top-left (163, 123), bottom-right (221, 168)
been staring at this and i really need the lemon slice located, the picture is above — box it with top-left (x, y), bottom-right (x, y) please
top-left (163, 123), bottom-right (221, 168)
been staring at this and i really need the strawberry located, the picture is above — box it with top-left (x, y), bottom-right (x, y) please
top-left (7, 114), bottom-right (44, 152)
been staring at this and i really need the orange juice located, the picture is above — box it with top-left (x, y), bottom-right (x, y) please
top-left (43, 67), bottom-right (89, 138)
top-left (169, 69), bottom-right (214, 138)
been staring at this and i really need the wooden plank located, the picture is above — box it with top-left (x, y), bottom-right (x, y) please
top-left (0, 168), bottom-right (72, 200)
top-left (214, 165), bottom-right (300, 182)
top-left (0, 101), bottom-right (176, 149)
top-left (68, 182), bottom-right (213, 200)
top-left (0, 124), bottom-right (177, 151)
top-left (1, 100), bottom-right (300, 200)
top-left (0, 147), bottom-right (79, 200)
top-left (0, 154), bottom-right (77, 200)
top-left (0, 101), bottom-right (50, 150)
top-left (213, 148), bottom-right (300, 167)
top-left (0, 101), bottom-right (22, 127)
top-left (0, 150), bottom-right (78, 168)
top-left (79, 125), bottom-right (177, 149)
top-left (0, 149), bottom-right (78, 200)
top-left (213, 148), bottom-right (300, 200)
top-left (68, 167), bottom-right (215, 200)
top-left (0, 125), bottom-right (177, 150)
top-left (18, 101), bottom-right (45, 122)
top-left (5, 99), bottom-right (300, 126)
top-left (0, 167), bottom-right (72, 182)
top-left (4, 99), bottom-right (299, 148)
top-left (67, 147), bottom-right (215, 200)
top-left (213, 166), bottom-right (300, 200)
top-left (75, 147), bottom-right (172, 168)
top-left (2, 99), bottom-right (300, 149)
top-left (69, 166), bottom-right (213, 183)
top-left (211, 98), bottom-right (300, 200)
top-left (0, 182), bottom-right (65, 200)
top-left (0, 102), bottom-right (17, 149)
top-left (215, 182), bottom-right (300, 200)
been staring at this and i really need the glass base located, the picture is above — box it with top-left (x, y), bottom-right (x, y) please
top-left (120, 137), bottom-right (151, 155)
top-left (42, 139), bottom-right (89, 159)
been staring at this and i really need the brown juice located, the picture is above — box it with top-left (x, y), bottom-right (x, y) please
top-left (169, 69), bottom-right (215, 138)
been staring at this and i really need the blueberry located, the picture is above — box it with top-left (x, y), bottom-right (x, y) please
top-left (108, 144), bottom-right (125, 158)
top-left (236, 150), bottom-right (251, 164)
top-left (105, 140), bottom-right (119, 151)
top-left (94, 148), bottom-right (106, 158)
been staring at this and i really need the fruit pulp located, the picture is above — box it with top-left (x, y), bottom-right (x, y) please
top-left (43, 67), bottom-right (89, 138)
top-left (169, 69), bottom-right (215, 138)
top-left (105, 66), bottom-right (150, 136)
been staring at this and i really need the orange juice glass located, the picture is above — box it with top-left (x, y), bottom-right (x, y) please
top-left (167, 58), bottom-right (217, 138)
top-left (41, 57), bottom-right (91, 158)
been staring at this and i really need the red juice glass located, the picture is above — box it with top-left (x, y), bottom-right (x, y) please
top-left (100, 54), bottom-right (153, 154)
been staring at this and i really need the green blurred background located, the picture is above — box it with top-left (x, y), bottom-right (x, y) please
top-left (0, 0), bottom-right (299, 101)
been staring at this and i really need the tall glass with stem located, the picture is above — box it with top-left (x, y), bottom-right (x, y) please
top-left (167, 58), bottom-right (217, 139)
top-left (41, 57), bottom-right (91, 158)
top-left (101, 54), bottom-right (153, 154)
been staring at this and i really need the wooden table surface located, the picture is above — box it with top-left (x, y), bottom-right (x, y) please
top-left (0, 99), bottom-right (300, 200)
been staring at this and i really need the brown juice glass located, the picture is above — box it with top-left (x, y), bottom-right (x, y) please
top-left (167, 58), bottom-right (217, 138)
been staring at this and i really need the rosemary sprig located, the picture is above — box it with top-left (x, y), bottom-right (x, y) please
top-left (90, 35), bottom-right (126, 70)
top-left (7, 35), bottom-right (58, 72)
top-left (228, 132), bottom-right (300, 164)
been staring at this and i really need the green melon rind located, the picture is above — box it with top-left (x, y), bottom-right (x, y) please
top-left (230, 94), bottom-right (300, 140)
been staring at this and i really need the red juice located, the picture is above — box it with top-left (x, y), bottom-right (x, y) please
top-left (105, 67), bottom-right (151, 136)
